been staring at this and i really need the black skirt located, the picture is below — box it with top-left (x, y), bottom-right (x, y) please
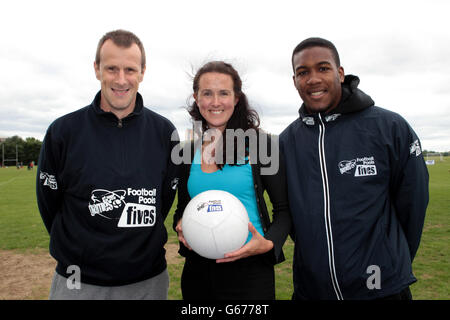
top-left (181, 253), bottom-right (275, 300)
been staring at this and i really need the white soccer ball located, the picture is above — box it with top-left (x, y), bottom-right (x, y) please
top-left (181, 190), bottom-right (250, 259)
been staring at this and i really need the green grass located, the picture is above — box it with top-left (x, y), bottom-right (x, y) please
top-left (409, 157), bottom-right (450, 299)
top-left (0, 168), bottom-right (49, 250)
top-left (0, 157), bottom-right (448, 299)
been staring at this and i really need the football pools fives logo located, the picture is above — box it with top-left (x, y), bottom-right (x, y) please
top-left (88, 188), bottom-right (157, 228)
top-left (39, 171), bottom-right (58, 190)
top-left (338, 156), bottom-right (377, 177)
top-left (196, 200), bottom-right (224, 213)
top-left (410, 140), bottom-right (422, 157)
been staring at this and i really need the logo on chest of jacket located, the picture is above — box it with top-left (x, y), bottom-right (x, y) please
top-left (338, 156), bottom-right (377, 177)
top-left (88, 187), bottom-right (157, 227)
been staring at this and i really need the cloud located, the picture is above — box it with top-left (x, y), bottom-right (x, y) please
top-left (0, 0), bottom-right (449, 152)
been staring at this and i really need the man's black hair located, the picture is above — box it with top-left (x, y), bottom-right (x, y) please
top-left (291, 37), bottom-right (340, 71)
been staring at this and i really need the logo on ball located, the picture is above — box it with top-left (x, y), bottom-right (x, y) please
top-left (182, 190), bottom-right (249, 259)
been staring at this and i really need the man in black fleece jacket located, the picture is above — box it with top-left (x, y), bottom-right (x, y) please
top-left (36, 30), bottom-right (178, 299)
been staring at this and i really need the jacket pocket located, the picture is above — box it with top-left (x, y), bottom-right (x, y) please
top-left (364, 223), bottom-right (398, 289)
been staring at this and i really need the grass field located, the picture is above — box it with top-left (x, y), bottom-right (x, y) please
top-left (0, 157), bottom-right (448, 299)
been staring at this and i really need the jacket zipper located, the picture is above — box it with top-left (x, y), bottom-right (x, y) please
top-left (318, 114), bottom-right (344, 300)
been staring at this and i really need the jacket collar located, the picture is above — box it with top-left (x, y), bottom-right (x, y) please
top-left (91, 90), bottom-right (144, 120)
top-left (298, 75), bottom-right (375, 126)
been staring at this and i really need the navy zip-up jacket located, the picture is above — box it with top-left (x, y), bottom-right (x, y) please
top-left (36, 91), bottom-right (179, 286)
top-left (280, 75), bottom-right (429, 299)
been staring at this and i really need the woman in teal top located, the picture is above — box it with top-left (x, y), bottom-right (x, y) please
top-left (189, 148), bottom-right (264, 243)
top-left (174, 61), bottom-right (291, 300)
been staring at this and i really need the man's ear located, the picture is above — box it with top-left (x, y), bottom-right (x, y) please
top-left (338, 66), bottom-right (345, 83)
top-left (139, 66), bottom-right (146, 82)
top-left (94, 62), bottom-right (100, 80)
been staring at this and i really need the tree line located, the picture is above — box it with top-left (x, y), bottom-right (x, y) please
top-left (0, 135), bottom-right (447, 168)
top-left (1, 136), bottom-right (42, 167)
top-left (423, 150), bottom-right (449, 157)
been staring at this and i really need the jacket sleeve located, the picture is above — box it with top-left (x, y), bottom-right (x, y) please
top-left (172, 165), bottom-right (190, 231)
top-left (259, 135), bottom-right (292, 264)
top-left (172, 142), bottom-right (193, 231)
top-left (390, 118), bottom-right (429, 261)
top-left (36, 126), bottom-right (64, 234)
top-left (160, 128), bottom-right (180, 221)
top-left (171, 142), bottom-right (196, 258)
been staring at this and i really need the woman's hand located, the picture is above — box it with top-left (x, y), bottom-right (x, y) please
top-left (175, 219), bottom-right (192, 250)
top-left (216, 222), bottom-right (274, 263)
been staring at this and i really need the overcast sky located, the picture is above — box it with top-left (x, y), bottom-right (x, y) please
top-left (1, 0), bottom-right (449, 151)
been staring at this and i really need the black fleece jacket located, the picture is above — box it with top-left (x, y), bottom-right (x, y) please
top-left (36, 91), bottom-right (179, 286)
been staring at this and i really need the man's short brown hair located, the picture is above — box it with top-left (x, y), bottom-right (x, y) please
top-left (95, 29), bottom-right (146, 69)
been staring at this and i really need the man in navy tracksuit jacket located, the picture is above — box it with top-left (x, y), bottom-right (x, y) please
top-left (36, 30), bottom-right (178, 299)
top-left (280, 38), bottom-right (429, 300)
